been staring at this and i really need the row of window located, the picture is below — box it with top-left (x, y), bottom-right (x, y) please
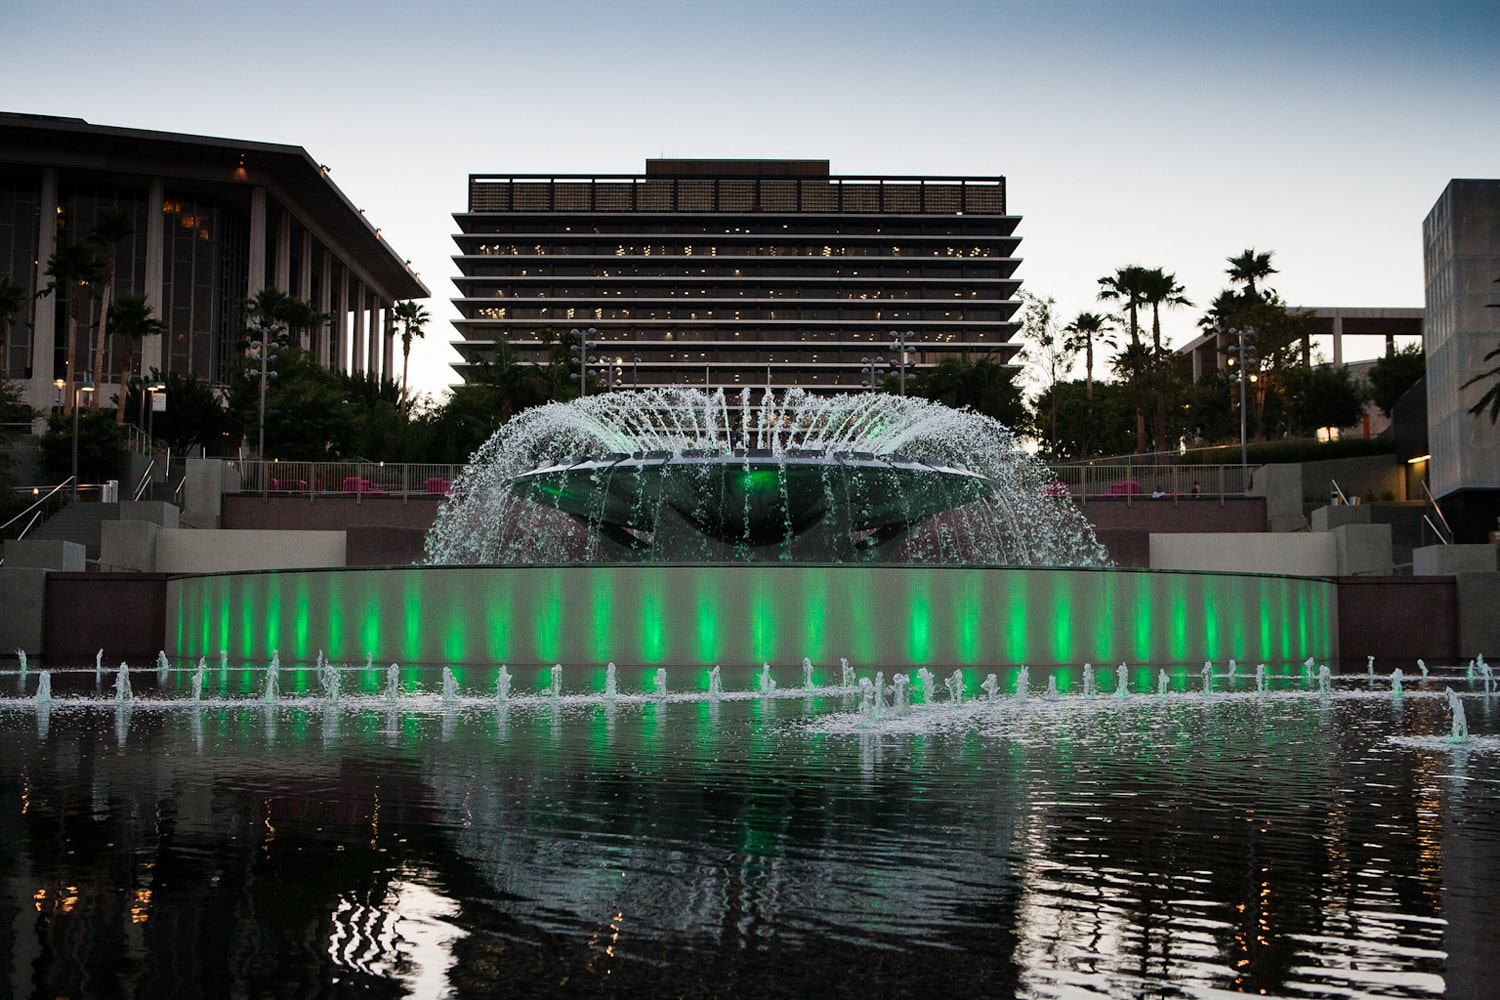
top-left (460, 262), bottom-right (1010, 281)
top-left (469, 242), bottom-right (999, 259)
top-left (459, 218), bottom-right (1012, 238)
top-left (460, 285), bottom-right (1006, 301)
top-left (469, 305), bottom-right (1011, 322)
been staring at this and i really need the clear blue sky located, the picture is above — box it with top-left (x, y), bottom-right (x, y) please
top-left (4, 0), bottom-right (1497, 400)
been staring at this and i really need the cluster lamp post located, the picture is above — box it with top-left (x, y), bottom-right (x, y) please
top-left (568, 327), bottom-right (598, 396)
top-left (888, 329), bottom-right (913, 395)
top-left (1227, 327), bottom-right (1258, 490)
top-left (247, 322), bottom-right (286, 465)
top-left (70, 370), bottom-right (95, 498)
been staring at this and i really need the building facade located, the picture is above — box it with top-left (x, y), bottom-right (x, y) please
top-left (451, 159), bottom-right (1020, 396)
top-left (1423, 179), bottom-right (1500, 542)
top-left (0, 113), bottom-right (426, 415)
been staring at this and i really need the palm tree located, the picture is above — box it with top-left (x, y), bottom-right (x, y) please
top-left (107, 294), bottom-right (163, 424)
top-left (87, 207), bottom-right (136, 410)
top-left (393, 299), bottom-right (430, 416)
top-left (1097, 266), bottom-right (1150, 350)
top-left (1138, 268), bottom-right (1192, 352)
top-left (43, 241), bottom-right (102, 416)
top-left (1226, 248), bottom-right (1277, 300)
top-left (244, 286), bottom-right (295, 326)
top-left (0, 275), bottom-right (27, 376)
top-left (1062, 312), bottom-right (1115, 399)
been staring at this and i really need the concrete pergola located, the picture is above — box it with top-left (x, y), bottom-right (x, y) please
top-left (1179, 307), bottom-right (1424, 382)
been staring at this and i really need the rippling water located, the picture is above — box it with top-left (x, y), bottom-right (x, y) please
top-left (1, 664), bottom-right (1497, 998)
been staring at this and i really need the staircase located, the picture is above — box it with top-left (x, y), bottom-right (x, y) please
top-left (27, 501), bottom-right (123, 564)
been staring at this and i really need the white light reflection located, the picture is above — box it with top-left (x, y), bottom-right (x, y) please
top-left (327, 877), bottom-right (462, 994)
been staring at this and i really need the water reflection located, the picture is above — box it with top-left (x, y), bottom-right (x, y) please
top-left (0, 683), bottom-right (1496, 997)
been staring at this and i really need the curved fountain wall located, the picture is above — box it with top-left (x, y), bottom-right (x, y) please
top-left (166, 564), bottom-right (1336, 678)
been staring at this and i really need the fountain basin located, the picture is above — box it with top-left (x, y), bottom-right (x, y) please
top-left (167, 564), bottom-right (1336, 670)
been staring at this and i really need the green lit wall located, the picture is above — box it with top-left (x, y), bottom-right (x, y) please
top-left (166, 565), bottom-right (1336, 670)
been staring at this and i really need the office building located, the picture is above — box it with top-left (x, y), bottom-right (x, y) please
top-left (0, 113), bottom-right (426, 414)
top-left (450, 159), bottom-right (1019, 395)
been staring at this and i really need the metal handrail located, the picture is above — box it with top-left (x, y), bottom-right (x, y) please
top-left (132, 459), bottom-right (157, 502)
top-left (1421, 480), bottom-right (1453, 544)
top-left (1, 478), bottom-right (73, 535)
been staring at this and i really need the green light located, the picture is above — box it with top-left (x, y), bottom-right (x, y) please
top-left (1258, 580), bottom-right (1273, 659)
top-left (640, 571), bottom-right (667, 662)
top-left (590, 569), bottom-right (613, 662)
top-left (1203, 578), bottom-right (1219, 661)
top-left (801, 569), bottom-right (827, 664)
top-left (403, 574), bottom-right (423, 661)
top-left (486, 574), bottom-right (511, 662)
top-left (1004, 572), bottom-right (1028, 663)
top-left (1132, 577), bottom-right (1152, 663)
top-left (695, 572), bottom-right (720, 663)
top-left (752, 575), bottom-right (777, 662)
top-left (294, 577), bottom-right (310, 659)
top-left (1168, 577), bottom-right (1188, 664)
top-left (534, 570), bottom-right (562, 663)
top-left (907, 573), bottom-right (930, 663)
top-left (1051, 574), bottom-right (1072, 664)
top-left (328, 577), bottom-right (344, 659)
top-left (266, 576), bottom-right (282, 658)
top-left (737, 468), bottom-right (782, 492)
top-left (1095, 570), bottom-right (1116, 662)
top-left (955, 573), bottom-right (980, 663)
top-left (360, 589), bottom-right (381, 661)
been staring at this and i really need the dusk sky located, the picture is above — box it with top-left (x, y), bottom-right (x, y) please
top-left (4, 0), bottom-right (1497, 401)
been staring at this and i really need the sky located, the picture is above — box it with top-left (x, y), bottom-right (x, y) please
top-left (3, 0), bottom-right (1497, 402)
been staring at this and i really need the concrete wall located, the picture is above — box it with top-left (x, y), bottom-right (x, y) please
top-left (221, 494), bottom-right (443, 532)
top-left (1413, 544), bottom-right (1499, 575)
top-left (2, 539), bottom-right (85, 571)
top-left (1456, 573), bottom-right (1500, 658)
top-left (1336, 576), bottom-right (1459, 664)
top-left (1300, 454), bottom-right (1406, 504)
top-left (1150, 532), bottom-right (1338, 576)
top-left (0, 567), bottom-right (49, 653)
top-left (42, 573), bottom-right (169, 661)
top-left (154, 529), bottom-right (346, 573)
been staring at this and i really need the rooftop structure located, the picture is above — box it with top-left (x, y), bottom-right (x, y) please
top-left (450, 159), bottom-right (1020, 396)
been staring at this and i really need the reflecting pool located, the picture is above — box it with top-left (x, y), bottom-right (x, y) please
top-left (1, 663), bottom-right (1497, 998)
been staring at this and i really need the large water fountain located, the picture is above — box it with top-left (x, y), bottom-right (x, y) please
top-left (425, 388), bottom-right (1108, 566)
top-left (166, 389), bottom-right (1335, 671)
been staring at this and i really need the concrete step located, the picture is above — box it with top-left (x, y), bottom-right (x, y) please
top-left (28, 501), bottom-right (122, 562)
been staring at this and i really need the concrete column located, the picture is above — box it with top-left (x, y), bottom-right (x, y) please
top-left (318, 249), bottom-right (333, 368)
top-left (382, 307), bottom-right (395, 380)
top-left (142, 177), bottom-right (165, 375)
top-left (334, 264), bottom-right (349, 373)
top-left (367, 299), bottom-right (383, 377)
top-left (28, 168), bottom-right (59, 412)
top-left (299, 230), bottom-right (313, 305)
top-left (247, 187), bottom-right (267, 295)
top-left (274, 209), bottom-right (291, 292)
top-left (352, 282), bottom-right (367, 375)
top-left (1332, 313), bottom-right (1344, 366)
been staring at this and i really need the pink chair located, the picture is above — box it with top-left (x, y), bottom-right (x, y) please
top-left (425, 477), bottom-right (451, 494)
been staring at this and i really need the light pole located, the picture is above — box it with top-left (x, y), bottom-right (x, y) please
top-left (888, 329), bottom-right (913, 395)
top-left (1227, 327), bottom-right (1257, 490)
top-left (633, 355), bottom-right (641, 389)
top-left (568, 327), bottom-right (598, 397)
top-left (247, 322), bottom-right (286, 462)
top-left (70, 370), bottom-right (95, 498)
top-left (139, 380), bottom-right (167, 441)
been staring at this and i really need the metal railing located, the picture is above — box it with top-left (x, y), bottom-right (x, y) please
top-left (231, 461), bottom-right (465, 500)
top-left (1043, 464), bottom-right (1256, 503)
top-left (0, 479), bottom-right (73, 563)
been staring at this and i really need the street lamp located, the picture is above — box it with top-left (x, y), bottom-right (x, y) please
top-left (139, 380), bottom-right (167, 442)
top-left (888, 329), bottom-right (913, 395)
top-left (567, 327), bottom-right (598, 397)
top-left (246, 322), bottom-right (286, 461)
top-left (70, 370), bottom-right (96, 498)
top-left (1227, 327), bottom-right (1258, 490)
top-left (860, 355), bottom-right (887, 391)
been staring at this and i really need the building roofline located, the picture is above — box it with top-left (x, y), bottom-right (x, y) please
top-left (0, 112), bottom-right (427, 300)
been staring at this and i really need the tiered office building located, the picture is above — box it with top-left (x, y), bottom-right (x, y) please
top-left (451, 159), bottom-right (1021, 395)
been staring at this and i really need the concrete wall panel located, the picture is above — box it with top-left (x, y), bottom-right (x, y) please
top-left (1150, 533), bottom-right (1338, 576)
top-left (155, 529), bottom-right (346, 574)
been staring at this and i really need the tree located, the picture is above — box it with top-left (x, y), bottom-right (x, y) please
top-left (126, 369), bottom-right (235, 455)
top-left (1097, 265), bottom-right (1150, 349)
top-left (39, 409), bottom-right (125, 483)
top-left (1062, 312), bottom-right (1115, 400)
top-left (912, 355), bottom-right (1025, 429)
top-left (107, 294), bottom-right (163, 424)
top-left (1138, 268), bottom-right (1192, 353)
top-left (1016, 291), bottom-right (1074, 446)
top-left (1463, 342), bottom-right (1500, 423)
top-left (393, 299), bottom-right (431, 416)
top-left (1098, 265), bottom-right (1155, 452)
top-left (1226, 248), bottom-right (1278, 299)
top-left (1282, 363), bottom-right (1369, 437)
top-left (42, 241), bottom-right (102, 415)
top-left (0, 275), bottom-right (27, 375)
top-left (87, 207), bottom-right (135, 410)
top-left (1032, 379), bottom-right (1135, 460)
top-left (1367, 343), bottom-right (1425, 417)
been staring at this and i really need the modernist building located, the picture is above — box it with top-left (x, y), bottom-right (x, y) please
top-left (450, 159), bottom-right (1020, 396)
top-left (0, 113), bottom-right (426, 414)
top-left (1423, 179), bottom-right (1500, 543)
